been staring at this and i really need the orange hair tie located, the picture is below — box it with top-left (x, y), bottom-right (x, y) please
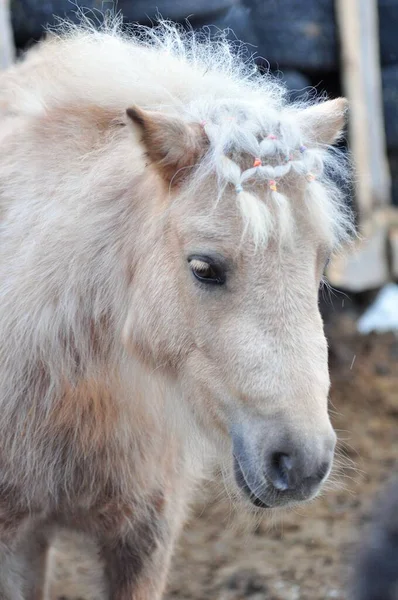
top-left (253, 157), bottom-right (262, 168)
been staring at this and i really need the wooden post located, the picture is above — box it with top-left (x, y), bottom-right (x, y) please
top-left (389, 222), bottom-right (398, 279)
top-left (336, 0), bottom-right (390, 216)
top-left (329, 0), bottom-right (396, 291)
top-left (0, 0), bottom-right (14, 70)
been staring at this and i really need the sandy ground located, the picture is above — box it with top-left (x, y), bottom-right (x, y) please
top-left (44, 304), bottom-right (398, 600)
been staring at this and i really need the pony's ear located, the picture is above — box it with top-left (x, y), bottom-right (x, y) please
top-left (126, 106), bottom-right (208, 185)
top-left (300, 97), bottom-right (348, 146)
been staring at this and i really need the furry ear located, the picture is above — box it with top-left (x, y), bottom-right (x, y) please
top-left (300, 98), bottom-right (348, 146)
top-left (126, 106), bottom-right (208, 185)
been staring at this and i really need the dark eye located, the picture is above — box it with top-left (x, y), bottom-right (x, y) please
top-left (188, 256), bottom-right (226, 285)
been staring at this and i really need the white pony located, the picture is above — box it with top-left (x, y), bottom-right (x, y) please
top-left (0, 18), bottom-right (353, 600)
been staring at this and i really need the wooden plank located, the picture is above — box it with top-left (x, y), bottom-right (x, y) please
top-left (329, 0), bottom-right (393, 291)
top-left (327, 206), bottom-right (398, 291)
top-left (0, 0), bottom-right (14, 70)
top-left (335, 0), bottom-right (391, 218)
top-left (327, 209), bottom-right (390, 291)
top-left (389, 222), bottom-right (398, 279)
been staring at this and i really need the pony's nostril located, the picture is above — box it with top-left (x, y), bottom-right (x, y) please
top-left (268, 452), bottom-right (293, 491)
top-left (266, 446), bottom-right (333, 495)
top-left (317, 461), bottom-right (331, 482)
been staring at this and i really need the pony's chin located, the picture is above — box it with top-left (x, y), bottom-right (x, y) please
top-left (233, 456), bottom-right (271, 509)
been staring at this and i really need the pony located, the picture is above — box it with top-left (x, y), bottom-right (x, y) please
top-left (0, 17), bottom-right (353, 600)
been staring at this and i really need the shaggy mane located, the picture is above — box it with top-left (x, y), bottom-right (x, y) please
top-left (2, 14), bottom-right (354, 248)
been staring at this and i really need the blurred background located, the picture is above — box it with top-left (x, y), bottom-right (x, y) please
top-left (1, 1), bottom-right (397, 599)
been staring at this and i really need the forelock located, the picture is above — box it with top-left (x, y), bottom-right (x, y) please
top-left (184, 100), bottom-right (353, 250)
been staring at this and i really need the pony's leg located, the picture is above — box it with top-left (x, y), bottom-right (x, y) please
top-left (0, 514), bottom-right (49, 600)
top-left (0, 515), bottom-right (30, 600)
top-left (0, 542), bottom-right (26, 600)
top-left (100, 531), bottom-right (172, 600)
top-left (95, 500), bottom-right (180, 600)
top-left (19, 524), bottom-right (51, 600)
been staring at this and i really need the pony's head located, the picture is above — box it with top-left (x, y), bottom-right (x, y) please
top-left (123, 95), bottom-right (351, 509)
top-left (114, 25), bottom-right (352, 509)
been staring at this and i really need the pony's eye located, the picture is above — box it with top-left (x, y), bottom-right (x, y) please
top-left (188, 256), bottom-right (226, 285)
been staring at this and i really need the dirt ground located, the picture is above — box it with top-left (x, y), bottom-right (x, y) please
top-left (45, 300), bottom-right (398, 600)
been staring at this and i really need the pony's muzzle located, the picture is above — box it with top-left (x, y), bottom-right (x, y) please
top-left (231, 423), bottom-right (336, 508)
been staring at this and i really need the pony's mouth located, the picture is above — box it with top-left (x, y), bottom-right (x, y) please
top-left (233, 456), bottom-right (270, 509)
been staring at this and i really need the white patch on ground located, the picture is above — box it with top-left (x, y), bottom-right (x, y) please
top-left (357, 283), bottom-right (398, 334)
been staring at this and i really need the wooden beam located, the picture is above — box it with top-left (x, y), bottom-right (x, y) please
top-left (327, 209), bottom-right (389, 292)
top-left (327, 206), bottom-right (398, 291)
top-left (0, 0), bottom-right (14, 70)
top-left (329, 0), bottom-right (393, 291)
top-left (389, 222), bottom-right (398, 279)
top-left (335, 0), bottom-right (391, 218)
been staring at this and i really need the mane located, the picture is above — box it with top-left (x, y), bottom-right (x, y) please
top-left (6, 14), bottom-right (354, 249)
